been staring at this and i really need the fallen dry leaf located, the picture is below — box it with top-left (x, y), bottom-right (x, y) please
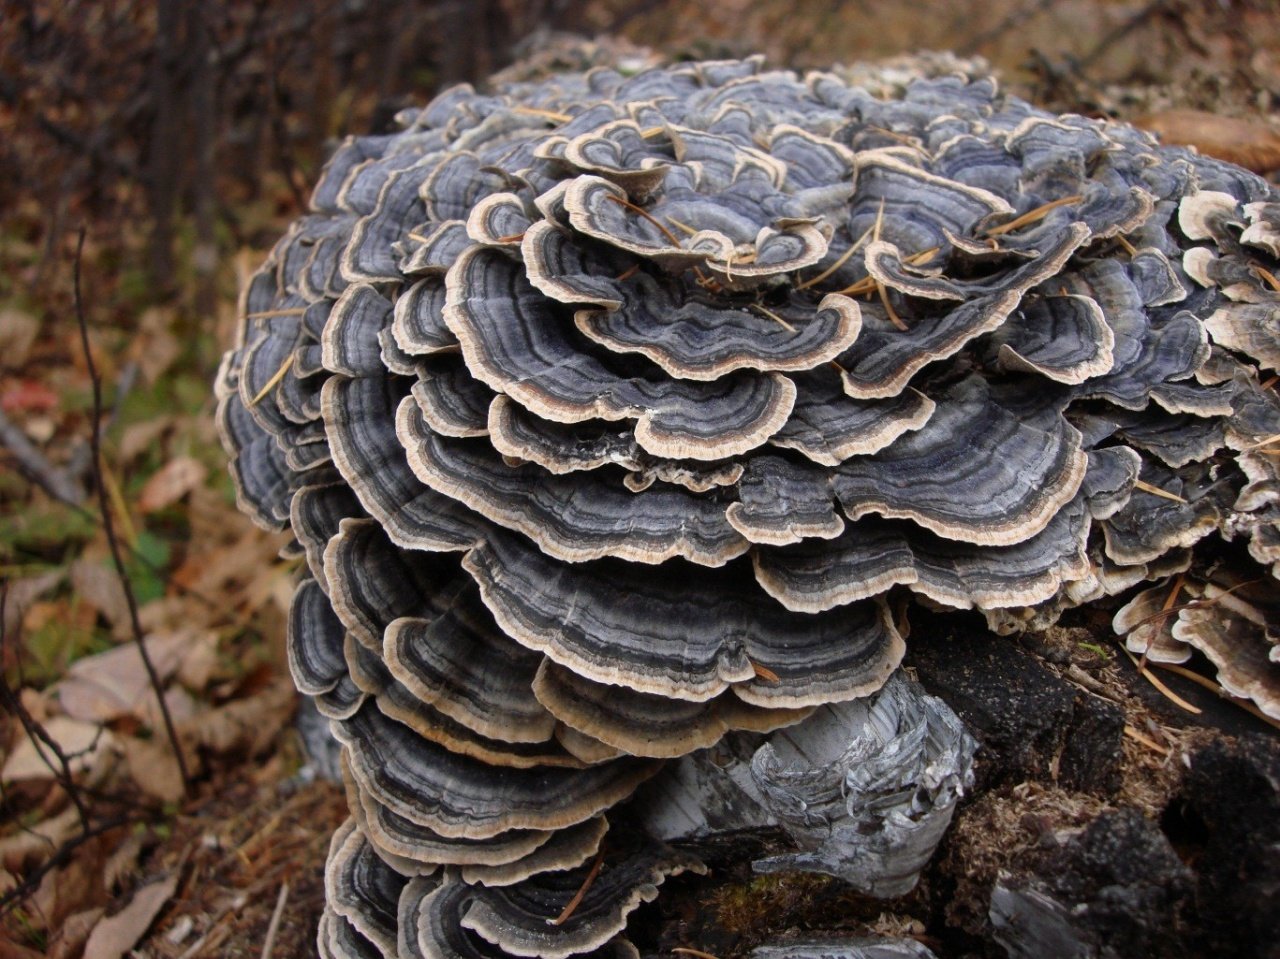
top-left (117, 416), bottom-right (175, 465)
top-left (19, 686), bottom-right (52, 723)
top-left (21, 414), bottom-right (55, 444)
top-left (129, 306), bottom-right (182, 384)
top-left (0, 379), bottom-right (59, 414)
top-left (102, 832), bottom-right (145, 895)
top-left (46, 906), bottom-right (105, 959)
top-left (139, 684), bottom-right (199, 730)
top-left (54, 633), bottom-right (197, 724)
top-left (120, 735), bottom-right (186, 803)
top-left (137, 456), bottom-right (207, 514)
top-left (171, 628), bottom-right (219, 690)
top-left (1, 570), bottom-right (64, 648)
top-left (171, 527), bottom-right (279, 598)
top-left (1, 716), bottom-right (115, 782)
top-left (136, 596), bottom-right (192, 635)
top-left (82, 872), bottom-right (179, 959)
top-left (23, 597), bottom-right (96, 644)
top-left (31, 833), bottom-right (113, 935)
top-left (0, 804), bottom-right (81, 873)
top-left (69, 559), bottom-right (131, 640)
top-left (0, 307), bottom-right (39, 367)
top-left (1136, 109), bottom-right (1280, 173)
top-left (0, 938), bottom-right (45, 959)
top-left (185, 679), bottom-right (294, 756)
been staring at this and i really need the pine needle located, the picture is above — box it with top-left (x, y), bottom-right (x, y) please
top-left (245, 307), bottom-right (307, 320)
top-left (603, 193), bottom-right (685, 248)
top-left (259, 882), bottom-right (290, 959)
top-left (552, 852), bottom-right (605, 926)
top-left (1133, 479), bottom-right (1186, 503)
top-left (878, 281), bottom-right (908, 331)
top-left (796, 222), bottom-right (873, 290)
top-left (513, 106), bottom-right (573, 123)
top-left (101, 460), bottom-right (138, 549)
top-left (248, 353), bottom-right (295, 408)
top-left (1240, 432), bottom-right (1280, 451)
top-left (833, 275), bottom-right (877, 297)
top-left (1139, 573), bottom-right (1185, 670)
top-left (984, 195), bottom-right (1083, 236)
top-left (1123, 724), bottom-right (1170, 755)
top-left (1118, 643), bottom-right (1202, 715)
top-left (751, 661), bottom-right (781, 683)
top-left (665, 216), bottom-right (700, 237)
top-left (750, 304), bottom-right (797, 333)
top-left (1128, 578), bottom-right (1263, 633)
top-left (1149, 663), bottom-right (1280, 730)
top-left (862, 199), bottom-right (907, 330)
top-left (1252, 264), bottom-right (1280, 293)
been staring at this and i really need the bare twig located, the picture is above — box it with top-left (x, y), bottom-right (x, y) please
top-left (176, 890), bottom-right (252, 959)
top-left (259, 882), bottom-right (290, 959)
top-left (64, 359), bottom-right (141, 490)
top-left (72, 227), bottom-right (192, 796)
top-left (0, 407), bottom-right (85, 506)
top-left (551, 851), bottom-right (604, 925)
top-left (0, 73), bottom-right (143, 181)
top-left (0, 815), bottom-right (133, 917)
top-left (958, 0), bottom-right (1058, 55)
top-left (0, 588), bottom-right (92, 830)
top-left (265, 37), bottom-right (310, 212)
top-left (1078, 0), bottom-right (1182, 70)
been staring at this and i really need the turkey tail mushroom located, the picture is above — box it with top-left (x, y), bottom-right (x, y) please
top-left (215, 55), bottom-right (1280, 957)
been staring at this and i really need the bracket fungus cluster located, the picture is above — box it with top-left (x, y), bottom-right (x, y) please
top-left (216, 56), bottom-right (1280, 957)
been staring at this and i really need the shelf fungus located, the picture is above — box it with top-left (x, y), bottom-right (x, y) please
top-left (216, 57), bottom-right (1280, 957)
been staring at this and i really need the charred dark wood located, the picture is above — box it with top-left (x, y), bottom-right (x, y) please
top-left (906, 624), bottom-right (1124, 795)
top-left (1171, 734), bottom-right (1280, 957)
top-left (990, 808), bottom-right (1191, 959)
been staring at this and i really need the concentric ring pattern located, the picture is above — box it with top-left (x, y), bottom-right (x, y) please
top-left (215, 57), bottom-right (1280, 957)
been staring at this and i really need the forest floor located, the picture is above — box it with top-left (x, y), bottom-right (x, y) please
top-left (1, 2), bottom-right (1278, 957)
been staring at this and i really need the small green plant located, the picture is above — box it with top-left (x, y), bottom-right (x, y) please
top-left (1077, 641), bottom-right (1112, 661)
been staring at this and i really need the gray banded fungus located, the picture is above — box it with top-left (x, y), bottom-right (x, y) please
top-left (216, 56), bottom-right (1280, 957)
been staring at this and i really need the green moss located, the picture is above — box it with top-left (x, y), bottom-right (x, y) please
top-left (0, 504), bottom-right (97, 565)
top-left (16, 616), bottom-right (111, 687)
top-left (710, 872), bottom-right (838, 937)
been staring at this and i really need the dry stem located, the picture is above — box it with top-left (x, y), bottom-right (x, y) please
top-left (73, 227), bottom-right (192, 796)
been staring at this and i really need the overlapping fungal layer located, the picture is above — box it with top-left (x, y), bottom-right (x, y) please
top-left (216, 57), bottom-right (1280, 956)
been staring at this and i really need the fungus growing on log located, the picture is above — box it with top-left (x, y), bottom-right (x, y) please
top-left (216, 55), bottom-right (1280, 956)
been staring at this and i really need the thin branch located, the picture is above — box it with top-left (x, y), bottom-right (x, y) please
top-left (72, 227), bottom-right (192, 797)
top-left (0, 407), bottom-right (85, 506)
top-left (265, 37), bottom-right (310, 211)
top-left (258, 882), bottom-right (290, 959)
top-left (958, 0), bottom-right (1058, 55)
top-left (1078, 0), bottom-right (1181, 70)
top-left (552, 851), bottom-right (604, 925)
top-left (0, 73), bottom-right (144, 181)
top-left (0, 588), bottom-right (92, 830)
top-left (0, 815), bottom-right (134, 917)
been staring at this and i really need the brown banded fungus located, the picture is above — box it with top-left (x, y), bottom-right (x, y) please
top-left (216, 56), bottom-right (1280, 956)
